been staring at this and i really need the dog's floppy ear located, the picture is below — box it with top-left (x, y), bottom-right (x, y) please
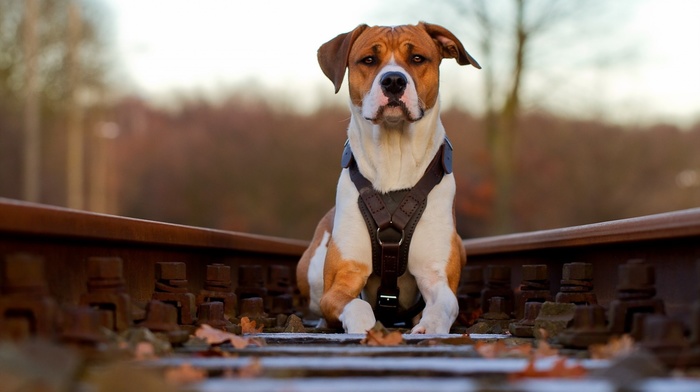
top-left (420, 22), bottom-right (481, 69)
top-left (318, 24), bottom-right (369, 93)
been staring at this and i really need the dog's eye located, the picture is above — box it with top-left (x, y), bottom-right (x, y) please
top-left (412, 55), bottom-right (426, 63)
top-left (361, 56), bottom-right (376, 65)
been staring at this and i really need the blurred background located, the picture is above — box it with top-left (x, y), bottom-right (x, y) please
top-left (0, 0), bottom-right (698, 240)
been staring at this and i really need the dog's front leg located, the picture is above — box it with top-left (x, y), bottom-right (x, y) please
top-left (411, 281), bottom-right (459, 334)
top-left (320, 239), bottom-right (376, 333)
top-left (410, 233), bottom-right (464, 334)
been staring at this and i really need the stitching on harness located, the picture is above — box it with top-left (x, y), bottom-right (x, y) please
top-left (399, 194), bottom-right (420, 216)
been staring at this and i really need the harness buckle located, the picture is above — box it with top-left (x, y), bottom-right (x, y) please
top-left (377, 291), bottom-right (400, 309)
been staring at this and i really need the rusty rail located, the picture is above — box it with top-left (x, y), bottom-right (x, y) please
top-left (2, 197), bottom-right (699, 313)
top-left (463, 208), bottom-right (700, 319)
top-left (2, 198), bottom-right (700, 390)
top-left (0, 197), bottom-right (308, 303)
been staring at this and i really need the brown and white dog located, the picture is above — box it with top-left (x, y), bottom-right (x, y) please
top-left (296, 22), bottom-right (480, 334)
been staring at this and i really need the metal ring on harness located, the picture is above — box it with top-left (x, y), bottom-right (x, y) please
top-left (376, 226), bottom-right (404, 246)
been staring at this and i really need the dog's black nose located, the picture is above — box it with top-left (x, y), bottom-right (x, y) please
top-left (380, 72), bottom-right (407, 98)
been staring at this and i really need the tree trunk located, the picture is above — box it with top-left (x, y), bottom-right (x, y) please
top-left (66, 1), bottom-right (84, 209)
top-left (488, 0), bottom-right (527, 234)
top-left (22, 0), bottom-right (40, 202)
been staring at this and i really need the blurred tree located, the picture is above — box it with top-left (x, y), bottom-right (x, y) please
top-left (467, 0), bottom-right (607, 233)
top-left (0, 0), bottom-right (111, 207)
top-left (22, 0), bottom-right (40, 202)
top-left (405, 0), bottom-right (618, 234)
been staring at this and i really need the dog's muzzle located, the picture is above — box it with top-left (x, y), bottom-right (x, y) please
top-left (381, 72), bottom-right (407, 102)
top-left (362, 68), bottom-right (423, 124)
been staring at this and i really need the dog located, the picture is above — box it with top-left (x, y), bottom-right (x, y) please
top-left (296, 22), bottom-right (480, 334)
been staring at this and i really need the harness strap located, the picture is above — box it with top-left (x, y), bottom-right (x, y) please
top-left (342, 138), bottom-right (452, 325)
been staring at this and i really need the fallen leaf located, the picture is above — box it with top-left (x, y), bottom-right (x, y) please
top-left (589, 334), bottom-right (636, 359)
top-left (360, 322), bottom-right (404, 346)
top-left (241, 317), bottom-right (264, 334)
top-left (420, 334), bottom-right (475, 346)
top-left (534, 339), bottom-right (558, 358)
top-left (509, 357), bottom-right (586, 380)
top-left (164, 363), bottom-right (207, 385)
top-left (122, 327), bottom-right (173, 357)
top-left (475, 340), bottom-right (531, 358)
top-left (194, 324), bottom-right (263, 348)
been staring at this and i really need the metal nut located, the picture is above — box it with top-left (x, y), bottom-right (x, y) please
top-left (206, 264), bottom-right (231, 284)
top-left (522, 264), bottom-right (548, 281)
top-left (485, 265), bottom-right (510, 283)
top-left (87, 257), bottom-right (123, 280)
top-left (562, 262), bottom-right (592, 281)
top-left (155, 262), bottom-right (187, 281)
top-left (3, 253), bottom-right (47, 289)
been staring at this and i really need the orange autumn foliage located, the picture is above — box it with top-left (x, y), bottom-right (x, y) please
top-left (194, 324), bottom-right (263, 348)
top-left (360, 323), bottom-right (404, 346)
top-left (475, 340), bottom-right (531, 358)
top-left (509, 357), bottom-right (587, 380)
top-left (589, 334), bottom-right (636, 359)
top-left (241, 317), bottom-right (264, 334)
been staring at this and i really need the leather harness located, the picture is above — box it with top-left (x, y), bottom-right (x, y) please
top-left (341, 137), bottom-right (453, 326)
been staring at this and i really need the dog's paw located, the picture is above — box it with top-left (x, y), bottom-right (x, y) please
top-left (410, 286), bottom-right (458, 334)
top-left (410, 302), bottom-right (457, 334)
top-left (410, 325), bottom-right (427, 334)
top-left (410, 319), bottom-right (451, 334)
top-left (338, 298), bottom-right (376, 333)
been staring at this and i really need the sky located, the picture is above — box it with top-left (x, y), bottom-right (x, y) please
top-left (105, 0), bottom-right (700, 128)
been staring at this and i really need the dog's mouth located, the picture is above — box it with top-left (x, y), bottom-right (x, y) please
top-left (366, 100), bottom-right (424, 124)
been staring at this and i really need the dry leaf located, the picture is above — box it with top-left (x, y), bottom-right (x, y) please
top-left (241, 317), bottom-right (264, 334)
top-left (360, 323), bottom-right (404, 346)
top-left (589, 334), bottom-right (636, 359)
top-left (509, 357), bottom-right (587, 380)
top-left (194, 324), bottom-right (263, 348)
top-left (164, 363), bottom-right (207, 384)
top-left (420, 334), bottom-right (475, 346)
top-left (534, 339), bottom-right (558, 358)
top-left (475, 340), bottom-right (531, 359)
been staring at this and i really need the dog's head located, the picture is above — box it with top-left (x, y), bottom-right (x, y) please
top-left (318, 22), bottom-right (480, 126)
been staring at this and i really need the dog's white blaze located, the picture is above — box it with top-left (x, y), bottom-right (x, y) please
top-left (361, 59), bottom-right (422, 122)
top-left (307, 230), bottom-right (330, 315)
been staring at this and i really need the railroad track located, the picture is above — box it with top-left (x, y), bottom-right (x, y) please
top-left (1, 197), bottom-right (700, 391)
